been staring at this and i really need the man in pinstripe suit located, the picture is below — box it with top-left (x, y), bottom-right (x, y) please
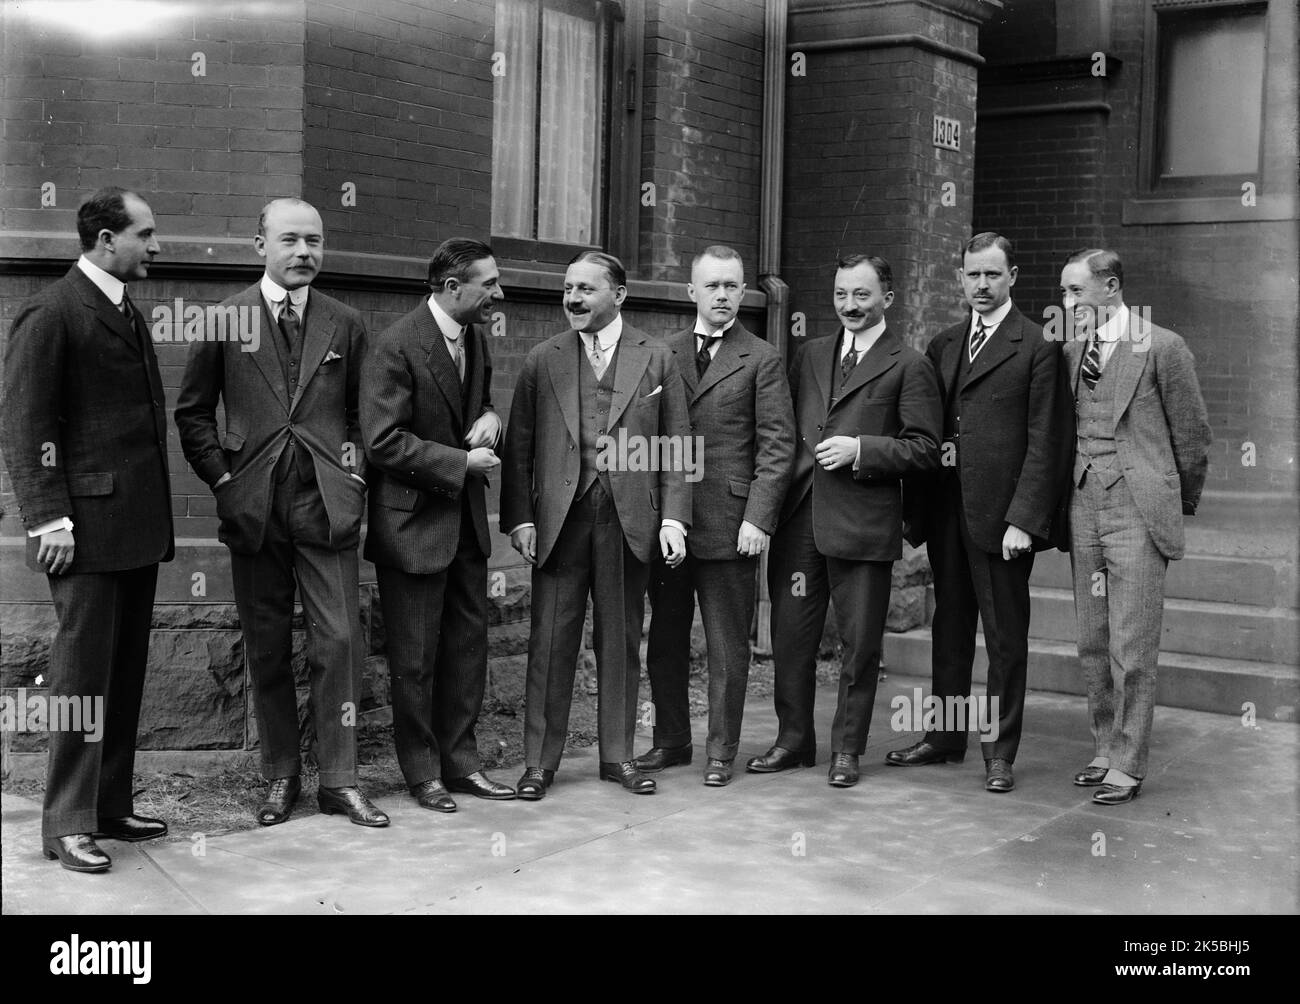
top-left (361, 239), bottom-right (515, 811)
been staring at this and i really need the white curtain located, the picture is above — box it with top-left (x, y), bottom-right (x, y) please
top-left (492, 0), bottom-right (537, 238)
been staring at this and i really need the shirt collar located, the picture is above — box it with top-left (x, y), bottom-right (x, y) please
top-left (843, 317), bottom-right (887, 355)
top-left (694, 317), bottom-right (736, 340)
top-left (970, 298), bottom-right (1013, 335)
top-left (427, 295), bottom-right (466, 342)
top-left (1095, 301), bottom-right (1128, 343)
top-left (581, 314), bottom-right (623, 350)
top-left (77, 255), bottom-right (126, 306)
top-left (261, 274), bottom-right (309, 315)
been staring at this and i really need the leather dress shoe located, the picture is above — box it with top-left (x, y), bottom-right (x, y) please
top-left (885, 740), bottom-right (966, 766)
top-left (1073, 765), bottom-right (1109, 786)
top-left (745, 746), bottom-right (816, 773)
top-left (410, 779), bottom-right (457, 813)
top-left (633, 744), bottom-right (693, 772)
top-left (94, 813), bottom-right (168, 842)
top-left (828, 752), bottom-right (860, 788)
top-left (42, 834), bottom-right (111, 874)
top-left (516, 767), bottom-right (554, 801)
top-left (1093, 781), bottom-right (1142, 805)
top-left (446, 771), bottom-right (516, 800)
top-left (985, 758), bottom-right (1015, 792)
top-left (318, 786), bottom-right (390, 826)
top-left (256, 777), bottom-right (301, 826)
top-left (599, 761), bottom-right (656, 793)
top-left (703, 758), bottom-right (733, 786)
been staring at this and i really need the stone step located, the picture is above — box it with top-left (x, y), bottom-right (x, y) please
top-left (882, 629), bottom-right (1299, 723)
top-left (1028, 547), bottom-right (1293, 609)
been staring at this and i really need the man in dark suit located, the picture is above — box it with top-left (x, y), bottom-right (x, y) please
top-left (634, 246), bottom-right (795, 786)
top-left (750, 254), bottom-right (942, 787)
top-left (500, 251), bottom-right (692, 799)
top-left (1060, 249), bottom-right (1210, 804)
top-left (175, 198), bottom-right (387, 827)
top-left (361, 238), bottom-right (515, 812)
top-left (1, 187), bottom-right (173, 872)
top-left (887, 232), bottom-right (1071, 793)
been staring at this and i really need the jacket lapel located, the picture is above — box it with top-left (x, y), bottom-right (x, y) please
top-left (253, 291), bottom-right (292, 413)
top-left (959, 309), bottom-right (1022, 393)
top-left (545, 333), bottom-right (581, 447)
top-left (606, 329), bottom-right (651, 431)
top-left (290, 295), bottom-right (336, 414)
top-left (809, 334), bottom-right (833, 414)
top-left (693, 330), bottom-right (746, 401)
top-left (68, 267), bottom-right (141, 355)
top-left (1110, 329), bottom-right (1146, 428)
top-left (832, 328), bottom-right (900, 410)
top-left (418, 307), bottom-right (464, 427)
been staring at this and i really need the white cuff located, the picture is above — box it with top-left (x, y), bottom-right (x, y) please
top-left (29, 516), bottom-right (73, 538)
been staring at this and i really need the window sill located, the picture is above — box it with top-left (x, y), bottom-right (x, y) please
top-left (1122, 194), bottom-right (1296, 225)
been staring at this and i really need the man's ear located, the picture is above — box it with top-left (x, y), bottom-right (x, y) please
top-left (1008, 265), bottom-right (1018, 286)
top-left (614, 285), bottom-right (628, 307)
top-left (686, 282), bottom-right (698, 304)
top-left (253, 234), bottom-right (267, 259)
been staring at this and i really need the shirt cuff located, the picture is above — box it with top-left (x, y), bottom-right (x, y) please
top-left (661, 518), bottom-right (687, 534)
top-left (29, 517), bottom-right (73, 538)
top-left (851, 439), bottom-right (862, 472)
top-left (508, 523), bottom-right (535, 535)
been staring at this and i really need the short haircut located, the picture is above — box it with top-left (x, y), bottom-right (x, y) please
top-left (568, 250), bottom-right (626, 290)
top-left (257, 197), bottom-right (316, 238)
top-left (836, 253), bottom-right (893, 294)
top-left (76, 187), bottom-right (136, 251)
top-left (962, 231), bottom-right (1015, 269)
top-left (691, 245), bottom-right (743, 272)
top-left (1066, 248), bottom-right (1124, 289)
top-left (427, 238), bottom-right (495, 290)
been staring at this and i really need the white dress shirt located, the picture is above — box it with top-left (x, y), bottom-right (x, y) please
top-left (968, 297), bottom-right (1013, 361)
top-left (260, 272), bottom-right (308, 323)
top-left (694, 316), bottom-right (736, 359)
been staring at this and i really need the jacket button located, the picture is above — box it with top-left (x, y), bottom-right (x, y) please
top-left (564, 479), bottom-right (571, 486)
top-left (816, 425), bottom-right (823, 431)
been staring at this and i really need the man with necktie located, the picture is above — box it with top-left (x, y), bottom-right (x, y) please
top-left (361, 238), bottom-right (515, 812)
top-left (1, 187), bottom-right (173, 872)
top-left (500, 251), bottom-right (692, 799)
top-left (750, 254), bottom-right (942, 787)
top-left (176, 198), bottom-right (387, 827)
top-left (1059, 249), bottom-right (1210, 804)
top-left (634, 246), bottom-right (795, 786)
top-left (887, 232), bottom-right (1071, 793)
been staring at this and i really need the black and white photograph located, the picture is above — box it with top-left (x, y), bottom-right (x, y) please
top-left (0, 0), bottom-right (1295, 956)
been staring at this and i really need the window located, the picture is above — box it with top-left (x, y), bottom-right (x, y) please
top-left (492, 0), bottom-right (615, 250)
top-left (1148, 2), bottom-right (1266, 192)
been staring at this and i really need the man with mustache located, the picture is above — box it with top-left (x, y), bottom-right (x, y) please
top-left (361, 238), bottom-right (515, 812)
top-left (634, 246), bottom-right (795, 787)
top-left (1059, 248), bottom-right (1210, 804)
top-left (500, 251), bottom-right (692, 799)
top-left (887, 232), bottom-right (1071, 794)
top-left (751, 254), bottom-right (942, 787)
top-left (1, 187), bottom-right (173, 872)
top-left (176, 198), bottom-right (387, 827)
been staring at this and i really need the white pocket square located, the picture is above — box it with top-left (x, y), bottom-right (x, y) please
top-left (322, 350), bottom-right (343, 364)
top-left (644, 385), bottom-right (662, 397)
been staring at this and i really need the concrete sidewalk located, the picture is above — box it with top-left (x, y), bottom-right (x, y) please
top-left (3, 672), bottom-right (1297, 914)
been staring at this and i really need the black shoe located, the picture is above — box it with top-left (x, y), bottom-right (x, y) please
top-left (828, 752), bottom-right (860, 787)
top-left (446, 771), bottom-right (516, 800)
top-left (985, 758), bottom-right (1015, 792)
top-left (885, 740), bottom-right (966, 766)
top-left (516, 767), bottom-right (554, 801)
top-left (599, 761), bottom-right (656, 794)
top-left (703, 758), bottom-right (733, 787)
top-left (1073, 765), bottom-right (1109, 786)
top-left (1093, 781), bottom-right (1142, 805)
top-left (42, 834), bottom-right (111, 873)
top-left (633, 744), bottom-right (693, 772)
top-left (256, 777), bottom-right (301, 826)
top-left (94, 814), bottom-right (168, 842)
top-left (410, 779), bottom-right (457, 813)
top-left (745, 746), bottom-right (816, 773)
top-left (318, 786), bottom-right (390, 826)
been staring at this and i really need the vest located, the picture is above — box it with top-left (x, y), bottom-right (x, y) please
top-left (1073, 351), bottom-right (1122, 488)
top-left (576, 338), bottom-right (618, 498)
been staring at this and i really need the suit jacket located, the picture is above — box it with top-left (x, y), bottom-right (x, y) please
top-left (668, 323), bottom-right (795, 560)
top-left (174, 282), bottom-right (367, 554)
top-left (0, 265), bottom-right (173, 574)
top-left (500, 322), bottom-right (692, 568)
top-left (782, 327), bottom-right (942, 562)
top-left (360, 302), bottom-right (494, 574)
top-left (1063, 316), bottom-right (1211, 561)
top-left (911, 304), bottom-right (1073, 554)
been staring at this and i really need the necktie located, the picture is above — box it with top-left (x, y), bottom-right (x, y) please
top-left (696, 335), bottom-right (717, 379)
top-left (841, 341), bottom-right (859, 385)
top-left (969, 319), bottom-right (990, 362)
top-left (1082, 335), bottom-right (1104, 391)
top-left (589, 337), bottom-right (607, 379)
top-left (450, 332), bottom-right (465, 380)
top-left (279, 303), bottom-right (302, 357)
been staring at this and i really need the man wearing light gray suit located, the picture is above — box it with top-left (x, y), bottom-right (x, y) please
top-left (1059, 249), bottom-right (1211, 805)
top-left (176, 198), bottom-right (388, 828)
top-left (361, 238), bottom-right (515, 812)
top-left (635, 246), bottom-right (795, 786)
